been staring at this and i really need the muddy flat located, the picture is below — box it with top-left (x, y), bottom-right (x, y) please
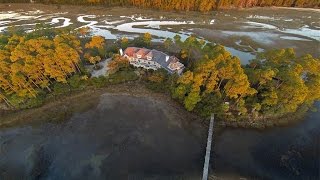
top-left (1, 3), bottom-right (319, 64)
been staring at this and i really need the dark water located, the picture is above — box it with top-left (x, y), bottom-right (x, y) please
top-left (0, 95), bottom-right (319, 179)
top-left (0, 94), bottom-right (204, 179)
top-left (214, 102), bottom-right (320, 179)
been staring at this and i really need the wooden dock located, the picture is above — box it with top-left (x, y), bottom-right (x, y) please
top-left (202, 114), bottom-right (214, 180)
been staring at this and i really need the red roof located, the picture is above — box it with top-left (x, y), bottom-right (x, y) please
top-left (124, 47), bottom-right (154, 60)
top-left (135, 48), bottom-right (150, 59)
top-left (146, 51), bottom-right (153, 58)
top-left (124, 47), bottom-right (139, 56)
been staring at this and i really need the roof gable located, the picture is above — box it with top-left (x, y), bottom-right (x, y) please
top-left (124, 47), bottom-right (139, 56)
top-left (123, 47), bottom-right (184, 73)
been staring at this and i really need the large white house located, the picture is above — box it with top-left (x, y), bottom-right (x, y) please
top-left (121, 47), bottom-right (185, 74)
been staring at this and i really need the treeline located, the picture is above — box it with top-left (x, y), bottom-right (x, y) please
top-left (126, 0), bottom-right (320, 11)
top-left (0, 27), bottom-right (108, 109)
top-left (174, 46), bottom-right (320, 119)
top-left (0, 0), bottom-right (29, 3)
top-left (1, 27), bottom-right (319, 124)
top-left (103, 33), bottom-right (320, 122)
top-left (139, 35), bottom-right (320, 121)
top-left (1, 0), bottom-right (319, 11)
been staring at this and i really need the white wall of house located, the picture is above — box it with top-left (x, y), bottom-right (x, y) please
top-left (177, 68), bottom-right (184, 75)
top-left (128, 57), bottom-right (160, 70)
top-left (123, 51), bottom-right (184, 74)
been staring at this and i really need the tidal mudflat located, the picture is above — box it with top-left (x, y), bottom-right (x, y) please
top-left (0, 4), bottom-right (319, 64)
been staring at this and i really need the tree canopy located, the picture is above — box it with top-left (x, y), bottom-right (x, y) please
top-left (1, 27), bottom-right (319, 124)
top-left (0, 29), bottom-right (104, 108)
top-left (5, 0), bottom-right (319, 11)
top-left (165, 36), bottom-right (320, 120)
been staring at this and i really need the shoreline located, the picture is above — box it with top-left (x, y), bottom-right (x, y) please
top-left (0, 82), bottom-right (202, 129)
top-left (218, 112), bottom-right (308, 130)
top-left (221, 6), bottom-right (320, 12)
top-left (0, 82), bottom-right (311, 130)
top-left (267, 6), bottom-right (320, 12)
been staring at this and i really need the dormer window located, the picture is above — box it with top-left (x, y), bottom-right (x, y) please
top-left (137, 55), bottom-right (142, 58)
top-left (147, 56), bottom-right (152, 60)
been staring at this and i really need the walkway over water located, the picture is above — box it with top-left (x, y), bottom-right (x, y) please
top-left (202, 114), bottom-right (214, 180)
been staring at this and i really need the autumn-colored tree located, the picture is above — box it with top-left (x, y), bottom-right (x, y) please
top-left (107, 54), bottom-right (130, 74)
top-left (199, 0), bottom-right (216, 12)
top-left (173, 44), bottom-right (256, 114)
top-left (0, 91), bottom-right (13, 108)
top-left (147, 71), bottom-right (166, 83)
top-left (85, 53), bottom-right (102, 66)
top-left (78, 27), bottom-right (91, 37)
top-left (143, 32), bottom-right (152, 46)
top-left (181, 35), bottom-right (200, 64)
top-left (121, 37), bottom-right (129, 49)
top-left (84, 36), bottom-right (106, 67)
top-left (259, 0), bottom-right (274, 6)
top-left (0, 30), bottom-right (82, 108)
top-left (87, 0), bottom-right (101, 4)
top-left (248, 48), bottom-right (320, 115)
top-left (217, 0), bottom-right (232, 8)
top-left (13, 0), bottom-right (318, 10)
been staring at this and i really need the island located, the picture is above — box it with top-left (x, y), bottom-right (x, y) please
top-left (0, 1), bottom-right (319, 180)
top-left (0, 26), bottom-right (319, 129)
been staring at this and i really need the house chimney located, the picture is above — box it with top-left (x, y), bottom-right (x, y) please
top-left (165, 56), bottom-right (169, 62)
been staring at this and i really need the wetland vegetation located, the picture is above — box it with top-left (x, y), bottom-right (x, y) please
top-left (0, 25), bottom-right (319, 127)
top-left (0, 2), bottom-right (319, 179)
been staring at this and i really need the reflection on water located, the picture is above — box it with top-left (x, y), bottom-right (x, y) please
top-left (0, 97), bottom-right (318, 179)
top-left (280, 36), bottom-right (313, 41)
top-left (225, 47), bottom-right (256, 64)
top-left (0, 95), bottom-right (204, 179)
top-left (215, 102), bottom-right (320, 179)
top-left (282, 25), bottom-right (320, 41)
top-left (115, 20), bottom-right (191, 40)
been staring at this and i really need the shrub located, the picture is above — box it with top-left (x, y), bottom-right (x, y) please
top-left (53, 82), bottom-right (70, 95)
top-left (68, 75), bottom-right (88, 90)
top-left (90, 76), bottom-right (108, 88)
top-left (106, 45), bottom-right (119, 54)
top-left (8, 90), bottom-right (47, 109)
top-left (107, 55), bottom-right (130, 74)
top-left (107, 70), bottom-right (138, 84)
top-left (144, 69), bottom-right (179, 94)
